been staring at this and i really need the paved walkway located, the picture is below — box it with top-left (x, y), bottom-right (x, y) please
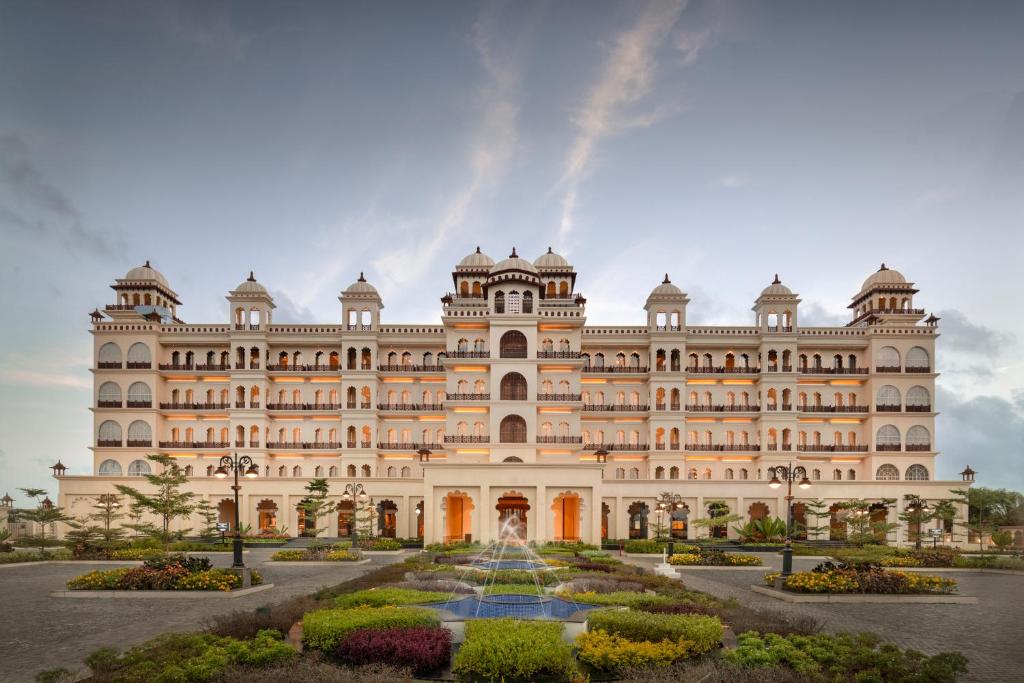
top-left (0, 549), bottom-right (409, 683)
top-left (625, 553), bottom-right (1024, 683)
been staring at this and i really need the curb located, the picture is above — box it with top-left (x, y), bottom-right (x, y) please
top-left (749, 586), bottom-right (978, 604)
top-left (898, 567), bottom-right (1023, 575)
top-left (672, 565), bottom-right (766, 571)
top-left (263, 558), bottom-right (373, 566)
top-left (51, 583), bottom-right (275, 599)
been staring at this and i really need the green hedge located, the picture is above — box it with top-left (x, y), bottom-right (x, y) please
top-left (586, 610), bottom-right (723, 654)
top-left (623, 539), bottom-right (666, 553)
top-left (334, 587), bottom-right (452, 608)
top-left (302, 607), bottom-right (439, 651)
top-left (0, 549), bottom-right (72, 564)
top-left (558, 590), bottom-right (677, 609)
top-left (482, 583), bottom-right (546, 595)
top-left (451, 618), bottom-right (577, 681)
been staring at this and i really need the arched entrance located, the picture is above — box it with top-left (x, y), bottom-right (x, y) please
top-left (497, 491), bottom-right (530, 540)
top-left (829, 503), bottom-right (847, 540)
top-left (551, 492), bottom-right (581, 542)
top-left (297, 499), bottom-right (315, 536)
top-left (747, 502), bottom-right (770, 521)
top-left (670, 503), bottom-right (690, 539)
top-left (377, 499), bottom-right (398, 538)
top-left (708, 501), bottom-right (730, 539)
top-left (627, 501), bottom-right (649, 539)
top-left (869, 503), bottom-right (889, 542)
top-left (792, 502), bottom-right (808, 540)
top-left (416, 501), bottom-right (424, 538)
top-left (601, 502), bottom-right (610, 540)
top-left (337, 500), bottom-right (355, 537)
top-left (256, 499), bottom-right (277, 532)
top-left (444, 492), bottom-right (473, 543)
top-left (217, 499), bottom-right (236, 531)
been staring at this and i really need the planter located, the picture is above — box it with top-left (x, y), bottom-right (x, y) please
top-left (243, 541), bottom-right (287, 548)
top-left (750, 586), bottom-right (978, 604)
top-left (265, 558), bottom-right (372, 566)
top-left (53, 583), bottom-right (275, 599)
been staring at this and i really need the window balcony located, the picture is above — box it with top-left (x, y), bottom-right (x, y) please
top-left (97, 400), bottom-right (122, 408)
top-left (763, 404), bottom-right (793, 411)
top-left (875, 366), bottom-right (901, 373)
top-left (581, 366), bottom-right (649, 374)
top-left (158, 441), bottom-right (230, 448)
top-left (685, 404), bottom-right (761, 412)
top-left (160, 402), bottom-right (230, 410)
top-left (536, 436), bottom-right (583, 444)
top-left (906, 404), bottom-right (932, 412)
top-left (582, 404), bottom-right (649, 412)
top-left (266, 403), bottom-right (341, 411)
top-left (126, 362), bottom-right (152, 369)
top-left (126, 401), bottom-right (152, 408)
top-left (687, 444), bottom-right (760, 452)
top-left (444, 435), bottom-right (489, 443)
top-left (798, 405), bottom-right (869, 413)
top-left (96, 440), bottom-right (122, 447)
top-left (126, 439), bottom-right (152, 447)
top-left (905, 366), bottom-right (932, 373)
top-left (797, 444), bottom-right (869, 452)
top-left (876, 404), bottom-right (902, 412)
top-left (876, 444), bottom-right (902, 451)
top-left (267, 364), bottom-right (340, 372)
top-left (906, 444), bottom-right (932, 451)
top-left (376, 403), bottom-right (444, 411)
top-left (583, 443), bottom-right (649, 451)
top-left (762, 365), bottom-right (794, 373)
top-left (684, 366), bottom-right (760, 374)
top-left (538, 393), bottom-right (582, 401)
top-left (765, 443), bottom-right (794, 451)
top-left (97, 362), bottom-right (122, 369)
top-left (265, 442), bottom-right (342, 449)
top-left (446, 350), bottom-right (489, 358)
top-left (537, 351), bottom-right (582, 359)
top-left (446, 393), bottom-right (490, 401)
top-left (377, 364), bottom-right (444, 372)
top-left (798, 367), bottom-right (868, 375)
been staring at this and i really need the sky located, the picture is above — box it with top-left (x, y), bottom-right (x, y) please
top-left (1, 0), bottom-right (1022, 501)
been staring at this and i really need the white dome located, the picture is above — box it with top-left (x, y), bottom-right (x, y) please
top-left (124, 261), bottom-right (169, 288)
top-left (760, 275), bottom-right (793, 297)
top-left (649, 274), bottom-right (683, 297)
top-left (345, 272), bottom-right (378, 294)
top-left (861, 263), bottom-right (907, 291)
top-left (534, 247), bottom-right (570, 269)
top-left (458, 246), bottom-right (494, 269)
top-left (490, 248), bottom-right (538, 275)
top-left (234, 272), bottom-right (268, 295)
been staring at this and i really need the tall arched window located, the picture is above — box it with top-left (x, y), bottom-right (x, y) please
top-left (876, 346), bottom-right (900, 370)
top-left (98, 420), bottom-right (122, 445)
top-left (876, 385), bottom-right (901, 409)
top-left (98, 459), bottom-right (122, 475)
top-left (126, 342), bottom-right (151, 367)
top-left (906, 346), bottom-right (930, 370)
top-left (499, 414), bottom-right (527, 443)
top-left (98, 342), bottom-right (122, 367)
top-left (876, 424), bottom-right (901, 449)
top-left (127, 459), bottom-right (152, 476)
top-left (906, 425), bottom-right (930, 449)
top-left (905, 464), bottom-right (929, 480)
top-left (127, 420), bottom-right (152, 445)
top-left (499, 330), bottom-right (527, 358)
top-left (875, 464), bottom-right (900, 480)
top-left (507, 291), bottom-right (522, 314)
top-left (98, 382), bottom-right (121, 406)
top-left (127, 381), bottom-right (151, 407)
top-left (499, 372), bottom-right (528, 400)
top-left (907, 386), bottom-right (930, 410)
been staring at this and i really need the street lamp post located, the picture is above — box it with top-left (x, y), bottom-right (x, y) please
top-left (214, 454), bottom-right (258, 569)
top-left (768, 464), bottom-right (811, 578)
top-left (341, 483), bottom-right (370, 541)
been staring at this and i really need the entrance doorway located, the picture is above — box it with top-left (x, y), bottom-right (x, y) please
top-left (256, 499), bottom-right (277, 532)
top-left (217, 499), bottom-right (236, 531)
top-left (337, 501), bottom-right (355, 537)
top-left (627, 501), bottom-right (649, 539)
top-left (670, 503), bottom-right (690, 539)
top-left (497, 492), bottom-right (530, 540)
top-left (377, 500), bottom-right (398, 538)
top-left (444, 492), bottom-right (473, 542)
top-left (552, 492), bottom-right (581, 542)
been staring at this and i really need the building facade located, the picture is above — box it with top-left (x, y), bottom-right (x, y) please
top-left (55, 249), bottom-right (964, 544)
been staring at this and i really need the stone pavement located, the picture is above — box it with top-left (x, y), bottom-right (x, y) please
top-left (624, 553), bottom-right (1024, 683)
top-left (0, 549), bottom-right (409, 683)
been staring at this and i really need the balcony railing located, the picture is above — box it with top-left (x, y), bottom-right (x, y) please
top-left (763, 365), bottom-right (793, 373)
top-left (376, 441), bottom-right (446, 450)
top-left (906, 444), bottom-right (932, 451)
top-left (97, 362), bottom-right (122, 369)
top-left (234, 324), bottom-right (261, 331)
top-left (798, 366), bottom-right (868, 375)
top-left (797, 445), bottom-right (869, 452)
top-left (765, 326), bottom-right (794, 332)
top-left (766, 444), bottom-right (794, 451)
top-left (265, 442), bottom-right (342, 449)
top-left (583, 443), bottom-right (649, 451)
top-left (126, 439), bottom-right (152, 447)
top-left (537, 351), bottom-right (582, 359)
top-left (346, 441), bottom-right (374, 448)
top-left (377, 364), bottom-right (444, 372)
top-left (344, 402), bottom-right (374, 409)
top-left (905, 366), bottom-right (932, 373)
top-left (97, 400), bottom-right (122, 408)
top-left (685, 404), bottom-right (761, 412)
top-left (581, 366), bottom-right (649, 374)
top-left (653, 365), bottom-right (682, 372)
top-left (536, 436), bottom-right (583, 444)
top-left (876, 404), bottom-right (902, 412)
top-left (125, 401), bottom-right (152, 408)
top-left (346, 324), bottom-right (374, 331)
top-left (654, 325), bottom-right (682, 331)
top-left (849, 307), bottom-right (927, 325)
top-left (906, 404), bottom-right (932, 412)
top-left (582, 404), bottom-right (649, 412)
top-left (763, 404), bottom-right (793, 411)
top-left (160, 402), bottom-right (230, 410)
top-left (267, 364), bottom-right (339, 372)
top-left (126, 362), bottom-right (151, 369)
top-left (444, 435), bottom-right (489, 443)
top-left (685, 366), bottom-right (760, 374)
top-left (687, 444), bottom-right (760, 452)
top-left (446, 393), bottom-right (490, 401)
top-left (876, 444), bottom-right (902, 451)
top-left (797, 405), bottom-right (869, 413)
top-left (376, 403), bottom-right (444, 411)
top-left (96, 439), bottom-right (122, 447)
top-left (158, 441), bottom-right (230, 448)
top-left (266, 403), bottom-right (341, 411)
top-left (653, 403), bottom-right (682, 411)
top-left (446, 350), bottom-right (489, 358)
top-left (875, 366), bottom-right (901, 373)
top-left (538, 393), bottom-right (582, 401)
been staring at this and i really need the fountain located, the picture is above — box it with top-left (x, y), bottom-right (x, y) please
top-left (422, 516), bottom-right (599, 641)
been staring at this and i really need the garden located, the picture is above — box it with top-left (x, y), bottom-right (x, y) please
top-left (66, 554), bottom-right (262, 592)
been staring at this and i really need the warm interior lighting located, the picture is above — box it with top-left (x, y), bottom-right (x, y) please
top-left (309, 377), bottom-right (340, 383)
top-left (613, 418), bottom-right (643, 423)
top-left (796, 380), bottom-right (826, 385)
top-left (453, 323), bottom-right (488, 329)
top-left (271, 377), bottom-right (304, 383)
top-left (539, 366), bottom-right (574, 372)
top-left (722, 417), bottom-right (753, 423)
top-left (539, 450), bottom-right (571, 455)
top-left (453, 407), bottom-right (487, 413)
top-left (417, 415), bottom-right (447, 422)
top-left (381, 377), bottom-right (414, 383)
top-left (200, 376), bottom-right (230, 383)
top-left (797, 418), bottom-right (826, 423)
top-left (722, 379), bottom-right (755, 385)
top-left (419, 377), bottom-right (446, 383)
top-left (452, 366), bottom-right (488, 373)
top-left (580, 378), bottom-right (607, 384)
top-left (538, 324), bottom-right (574, 331)
top-left (685, 418), bottom-right (716, 423)
top-left (830, 380), bottom-right (863, 386)
top-left (830, 418), bottom-right (862, 424)
top-left (686, 379), bottom-right (717, 385)
top-left (538, 407), bottom-right (572, 413)
top-left (165, 377), bottom-right (197, 382)
top-left (456, 449), bottom-right (489, 455)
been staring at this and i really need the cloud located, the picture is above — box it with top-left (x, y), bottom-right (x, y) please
top-left (936, 308), bottom-right (1016, 356)
top-left (0, 368), bottom-right (91, 390)
top-left (557, 0), bottom-right (689, 248)
top-left (137, 1), bottom-right (252, 60)
top-left (800, 302), bottom-right (849, 327)
top-left (0, 349), bottom-right (91, 390)
top-left (269, 289), bottom-right (316, 324)
top-left (714, 173), bottom-right (750, 189)
top-left (934, 385), bottom-right (1024, 491)
top-left (0, 134), bottom-right (122, 258)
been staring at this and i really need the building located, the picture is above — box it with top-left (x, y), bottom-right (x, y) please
top-left (55, 249), bottom-right (964, 544)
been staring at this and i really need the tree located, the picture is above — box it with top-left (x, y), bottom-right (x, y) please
top-left (692, 500), bottom-right (742, 539)
top-left (801, 499), bottom-right (832, 540)
top-left (951, 487), bottom-right (1023, 551)
top-left (356, 499), bottom-right (376, 538)
top-left (990, 529), bottom-right (1013, 551)
top-left (15, 488), bottom-right (73, 557)
top-left (300, 478), bottom-right (332, 537)
top-left (839, 498), bottom-right (897, 545)
top-left (115, 454), bottom-right (196, 551)
top-left (194, 500), bottom-right (220, 544)
top-left (898, 494), bottom-right (938, 550)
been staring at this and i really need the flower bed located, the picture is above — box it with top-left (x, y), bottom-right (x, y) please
top-left (270, 544), bottom-right (361, 562)
top-left (334, 587), bottom-right (452, 608)
top-left (451, 618), bottom-right (577, 681)
top-left (585, 609), bottom-right (723, 654)
top-left (482, 583), bottom-right (546, 595)
top-left (333, 626), bottom-right (451, 675)
top-left (356, 537), bottom-right (403, 551)
top-left (764, 568), bottom-right (957, 594)
top-left (67, 555), bottom-right (262, 592)
top-left (668, 550), bottom-right (762, 566)
top-left (303, 607), bottom-right (439, 651)
top-left (577, 629), bottom-right (695, 671)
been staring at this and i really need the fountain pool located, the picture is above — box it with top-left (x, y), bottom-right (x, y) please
top-left (423, 593), bottom-right (597, 620)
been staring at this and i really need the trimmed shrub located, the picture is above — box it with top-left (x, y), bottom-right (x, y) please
top-left (560, 577), bottom-right (645, 594)
top-left (669, 552), bottom-right (762, 566)
top-left (335, 626), bottom-right (451, 675)
top-left (335, 588), bottom-right (452, 608)
top-left (272, 548), bottom-right (361, 561)
top-left (109, 548), bottom-right (166, 560)
top-left (638, 602), bottom-right (714, 616)
top-left (624, 539), bottom-right (666, 553)
top-left (303, 607), bottom-right (439, 651)
top-left (586, 610), bottom-right (723, 654)
top-left (782, 569), bottom-right (956, 594)
top-left (358, 538), bottom-right (402, 551)
top-left (451, 618), bottom-right (577, 681)
top-left (392, 579), bottom-right (476, 594)
top-left (558, 590), bottom-right (677, 609)
top-left (577, 629), bottom-right (694, 671)
top-left (482, 583), bottom-right (545, 595)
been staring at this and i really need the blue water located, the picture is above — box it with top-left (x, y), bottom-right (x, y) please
top-left (470, 559), bottom-right (549, 571)
top-left (424, 594), bottom-right (598, 620)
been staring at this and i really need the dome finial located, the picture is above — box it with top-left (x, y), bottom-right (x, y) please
top-left (510, 247), bottom-right (518, 258)
top-left (547, 246), bottom-right (553, 253)
top-left (663, 274), bottom-right (671, 284)
top-left (475, 246), bottom-right (481, 253)
top-left (144, 260), bottom-right (151, 268)
top-left (358, 272), bottom-right (366, 282)
top-left (247, 271), bottom-right (255, 282)
top-left (772, 273), bottom-right (780, 284)
top-left (879, 263), bottom-right (888, 271)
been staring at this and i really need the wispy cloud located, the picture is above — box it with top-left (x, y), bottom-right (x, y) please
top-left (714, 172), bottom-right (750, 189)
top-left (557, 1), bottom-right (689, 249)
top-left (0, 349), bottom-right (91, 390)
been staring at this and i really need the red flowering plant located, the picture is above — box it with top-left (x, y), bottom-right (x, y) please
top-left (334, 626), bottom-right (452, 675)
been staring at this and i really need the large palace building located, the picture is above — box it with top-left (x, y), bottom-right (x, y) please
top-left (55, 248), bottom-right (965, 544)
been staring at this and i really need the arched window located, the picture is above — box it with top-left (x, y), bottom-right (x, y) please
top-left (127, 420), bottom-right (152, 445)
top-left (876, 385), bottom-right (901, 408)
top-left (494, 291), bottom-right (505, 313)
top-left (98, 342), bottom-right (122, 367)
top-left (499, 330), bottom-right (527, 358)
top-left (907, 386), bottom-right (930, 409)
top-left (127, 381), bottom-right (151, 406)
top-left (876, 424), bottom-right (901, 448)
top-left (876, 346), bottom-right (900, 370)
top-left (499, 415), bottom-right (527, 443)
top-left (655, 466), bottom-right (664, 479)
top-left (876, 464), bottom-right (900, 480)
top-left (98, 420), bottom-right (122, 445)
top-left (98, 459), bottom-right (122, 475)
top-left (98, 382), bottom-right (121, 406)
top-left (906, 425), bottom-right (930, 448)
top-left (905, 464), bottom-right (929, 480)
top-left (906, 346), bottom-right (930, 370)
top-left (669, 466), bottom-right (679, 479)
top-left (127, 459), bottom-right (152, 476)
top-left (126, 342), bottom-right (151, 366)
top-left (499, 372), bottom-right (528, 400)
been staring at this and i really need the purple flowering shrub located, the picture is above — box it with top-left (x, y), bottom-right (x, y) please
top-left (334, 626), bottom-right (452, 674)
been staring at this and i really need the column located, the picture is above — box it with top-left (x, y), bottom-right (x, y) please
top-left (398, 495), bottom-right (410, 540)
top-left (534, 486), bottom-right (547, 543)
top-left (696, 495), bottom-right (704, 539)
top-left (479, 484), bottom-right (490, 544)
top-left (615, 495), bottom-right (623, 541)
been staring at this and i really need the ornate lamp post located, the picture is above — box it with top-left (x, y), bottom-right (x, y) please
top-left (214, 454), bottom-right (258, 569)
top-left (341, 483), bottom-right (370, 540)
top-left (768, 464), bottom-right (811, 577)
top-left (655, 491), bottom-right (684, 554)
